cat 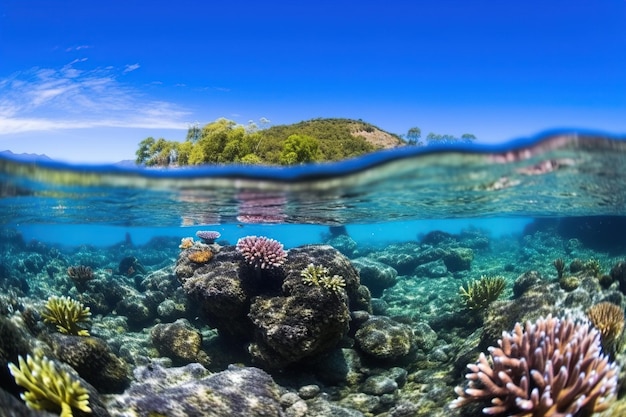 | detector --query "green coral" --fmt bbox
[42,296,91,336]
[300,263,346,294]
[8,354,91,417]
[459,275,506,311]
